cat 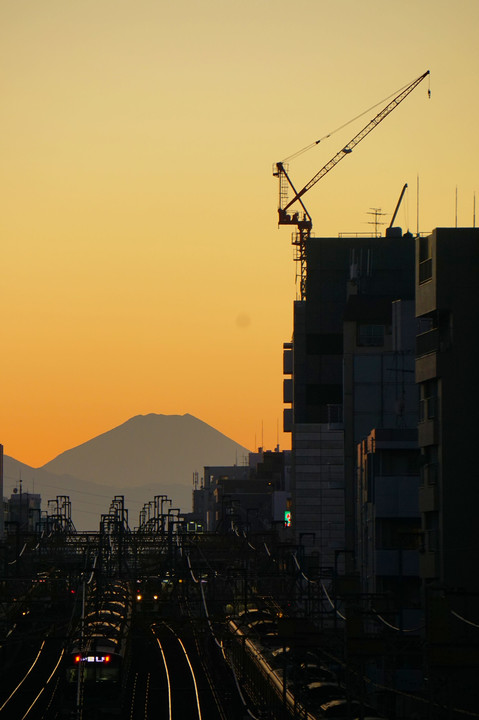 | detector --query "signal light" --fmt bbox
[74,655,81,663]
[105,655,111,663]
